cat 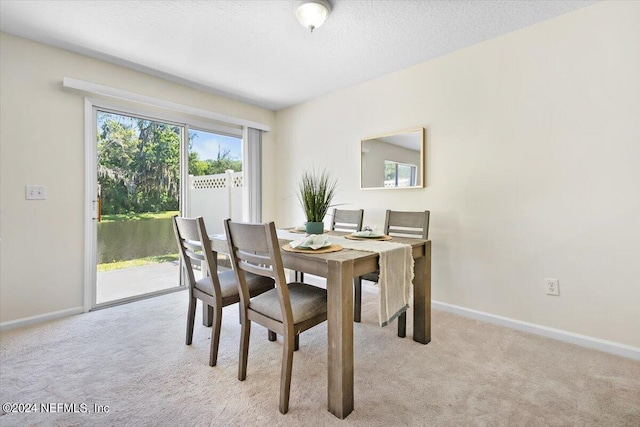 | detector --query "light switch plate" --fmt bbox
[26,185,46,200]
